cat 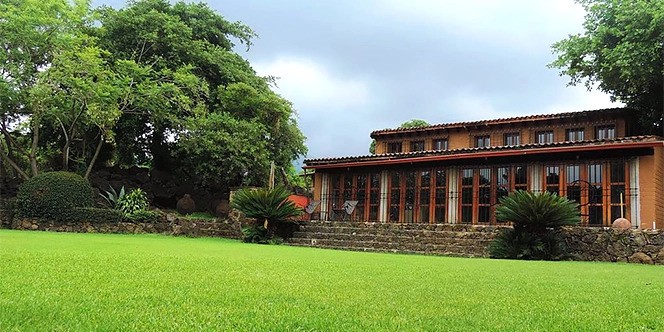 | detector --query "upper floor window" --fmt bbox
[387,141,403,153]
[566,128,585,141]
[535,130,553,144]
[410,140,425,152]
[475,135,490,148]
[433,138,448,151]
[503,132,520,146]
[595,125,616,140]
